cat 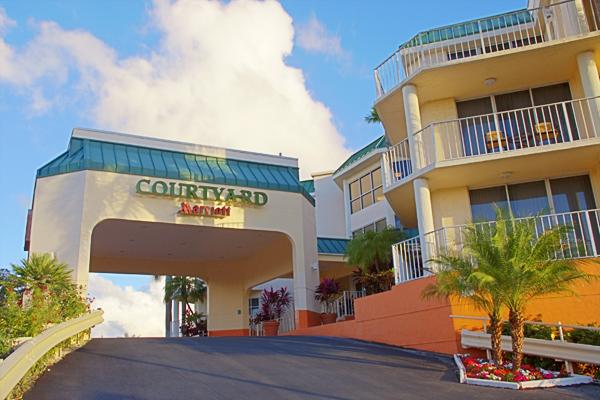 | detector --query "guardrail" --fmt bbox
[375,0,598,97]
[393,209,600,284]
[451,315,600,370]
[382,97,600,189]
[0,310,104,400]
